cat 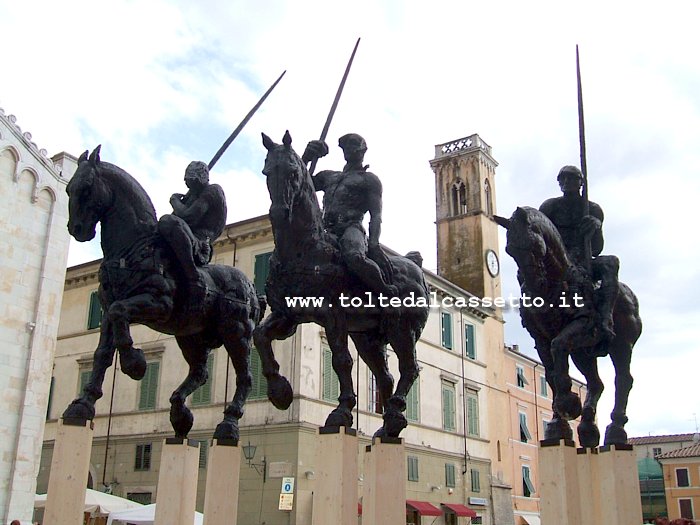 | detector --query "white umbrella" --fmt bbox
[35,489,143,515]
[106,504,204,525]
